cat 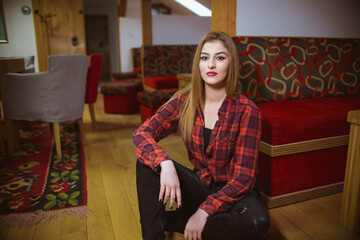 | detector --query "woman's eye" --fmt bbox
[200,56,208,61]
[217,56,226,60]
